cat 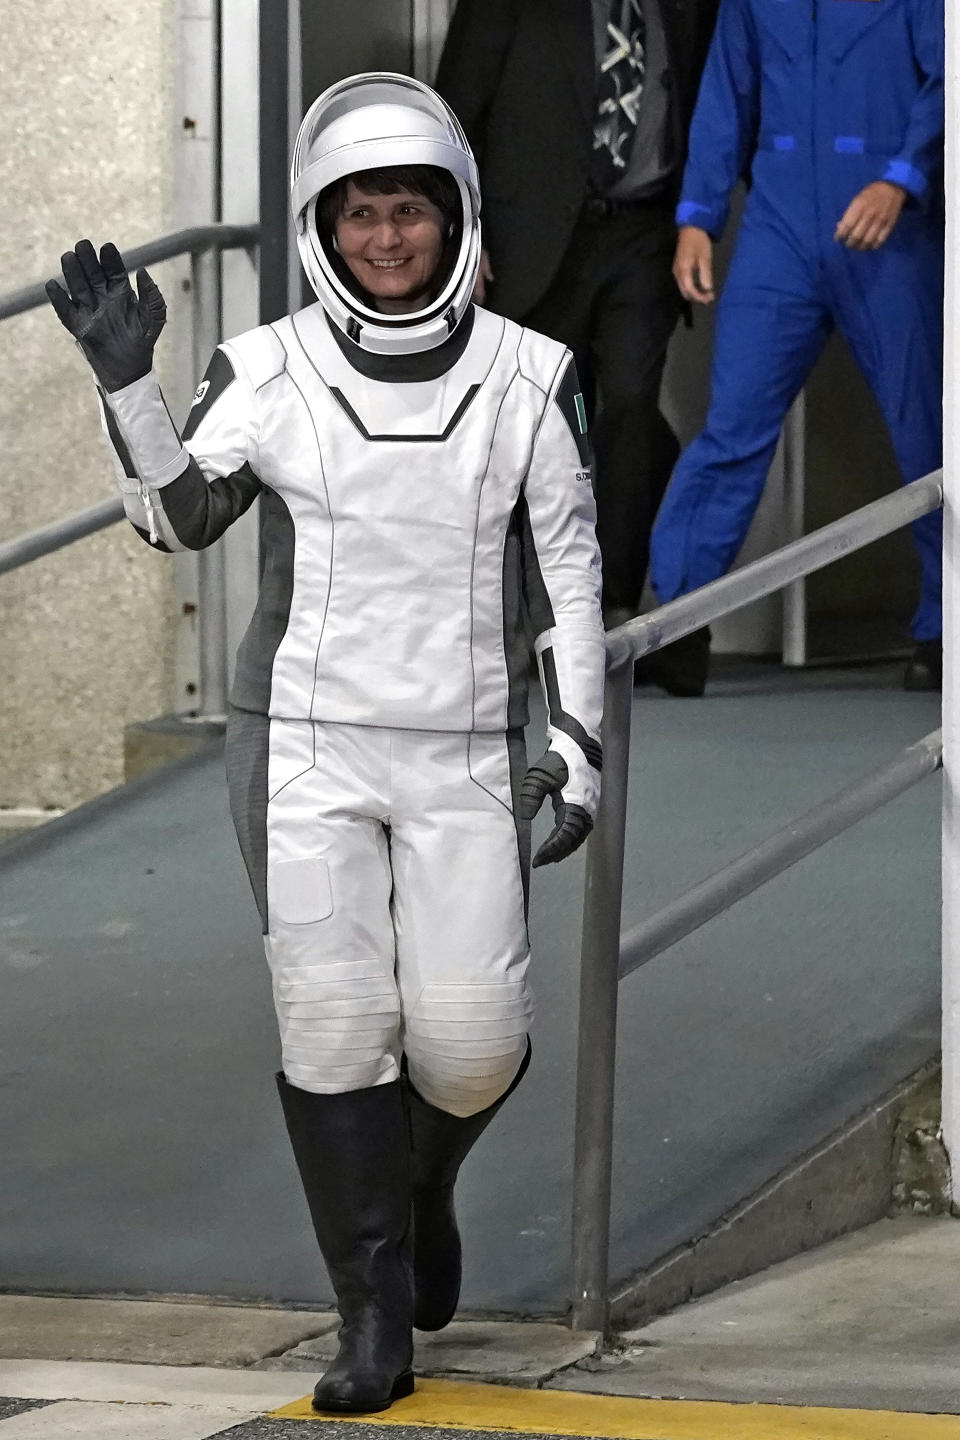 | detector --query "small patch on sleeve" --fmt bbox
[553,357,591,468]
[182,347,237,441]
